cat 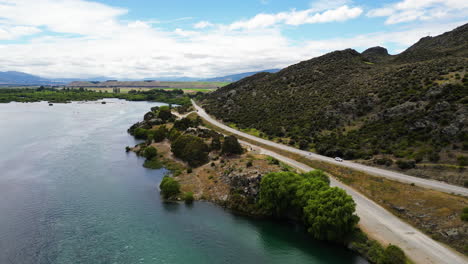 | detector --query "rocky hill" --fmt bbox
[202,23,468,184]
